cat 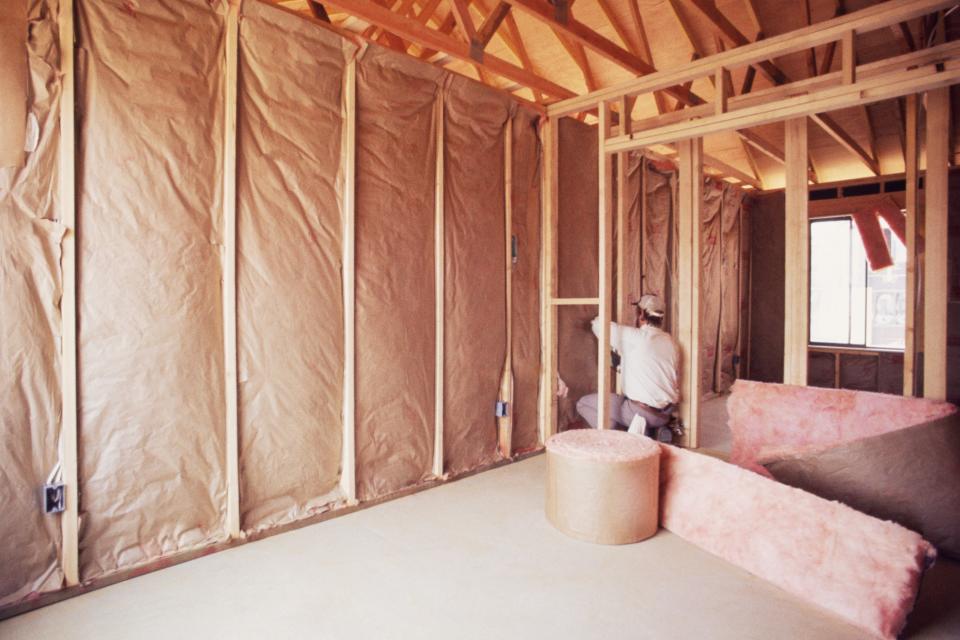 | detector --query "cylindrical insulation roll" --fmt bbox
[545,430,660,545]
